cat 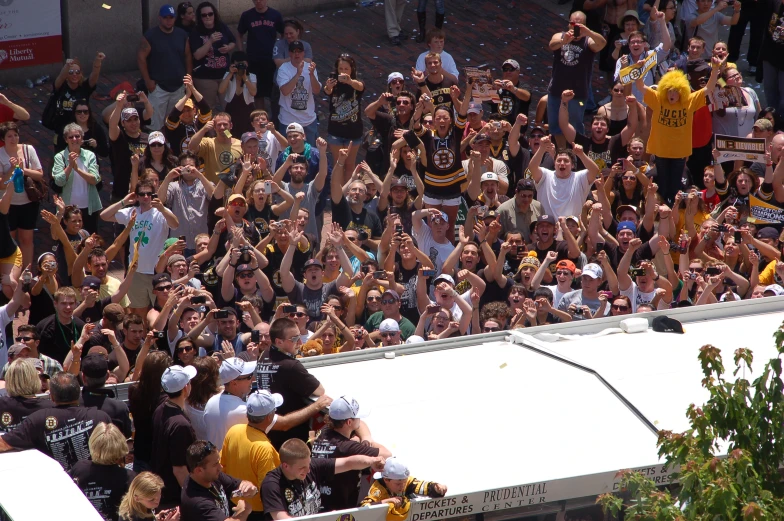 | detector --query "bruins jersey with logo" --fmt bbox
[416,114,467,198]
